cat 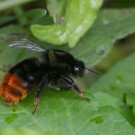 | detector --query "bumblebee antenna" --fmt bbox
[85,67,99,75]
